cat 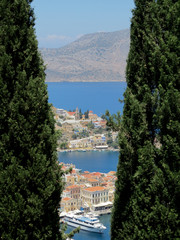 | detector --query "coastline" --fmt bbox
[57,148,119,153]
[46,80,126,83]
